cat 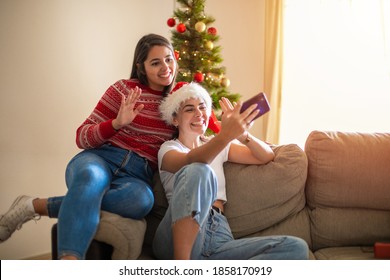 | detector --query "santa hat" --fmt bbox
[159,82,212,126]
